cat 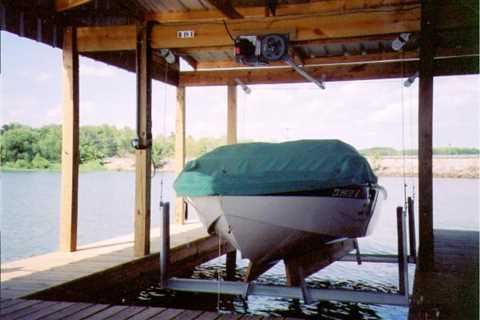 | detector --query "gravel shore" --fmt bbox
[103,156,479,179]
